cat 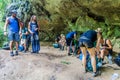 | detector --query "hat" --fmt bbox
[11,10,17,14]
